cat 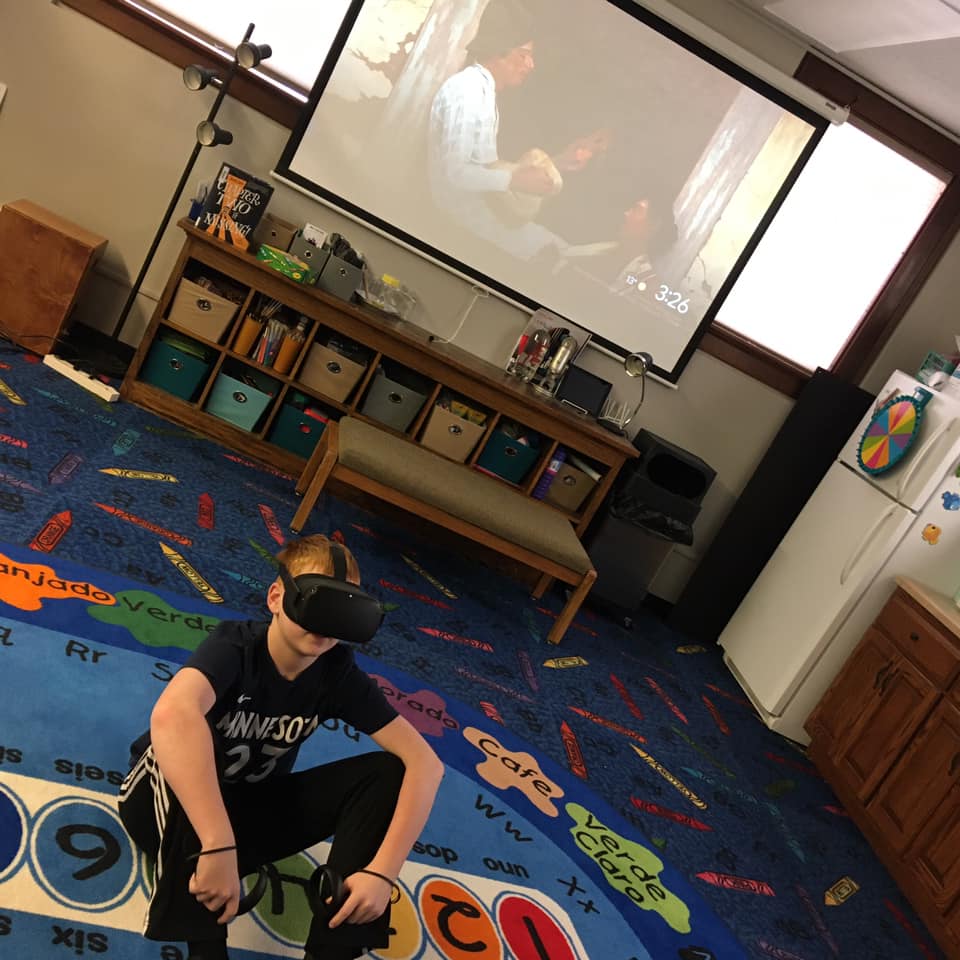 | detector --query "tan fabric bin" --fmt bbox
[168,278,239,343]
[545,463,596,512]
[420,406,485,462]
[298,342,366,402]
